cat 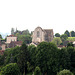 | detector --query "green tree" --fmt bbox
[67,43,73,47]
[4,46,20,65]
[0,34,2,39]
[1,63,20,75]
[11,28,14,35]
[70,31,75,37]
[0,55,5,66]
[57,69,73,75]
[55,33,60,37]
[22,29,30,35]
[52,37,62,46]
[64,30,70,37]
[34,66,41,75]
[17,42,30,75]
[67,47,75,74]
[0,47,2,50]
[36,42,58,75]
[17,35,32,44]
[60,34,68,42]
[58,48,71,71]
[28,45,36,71]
